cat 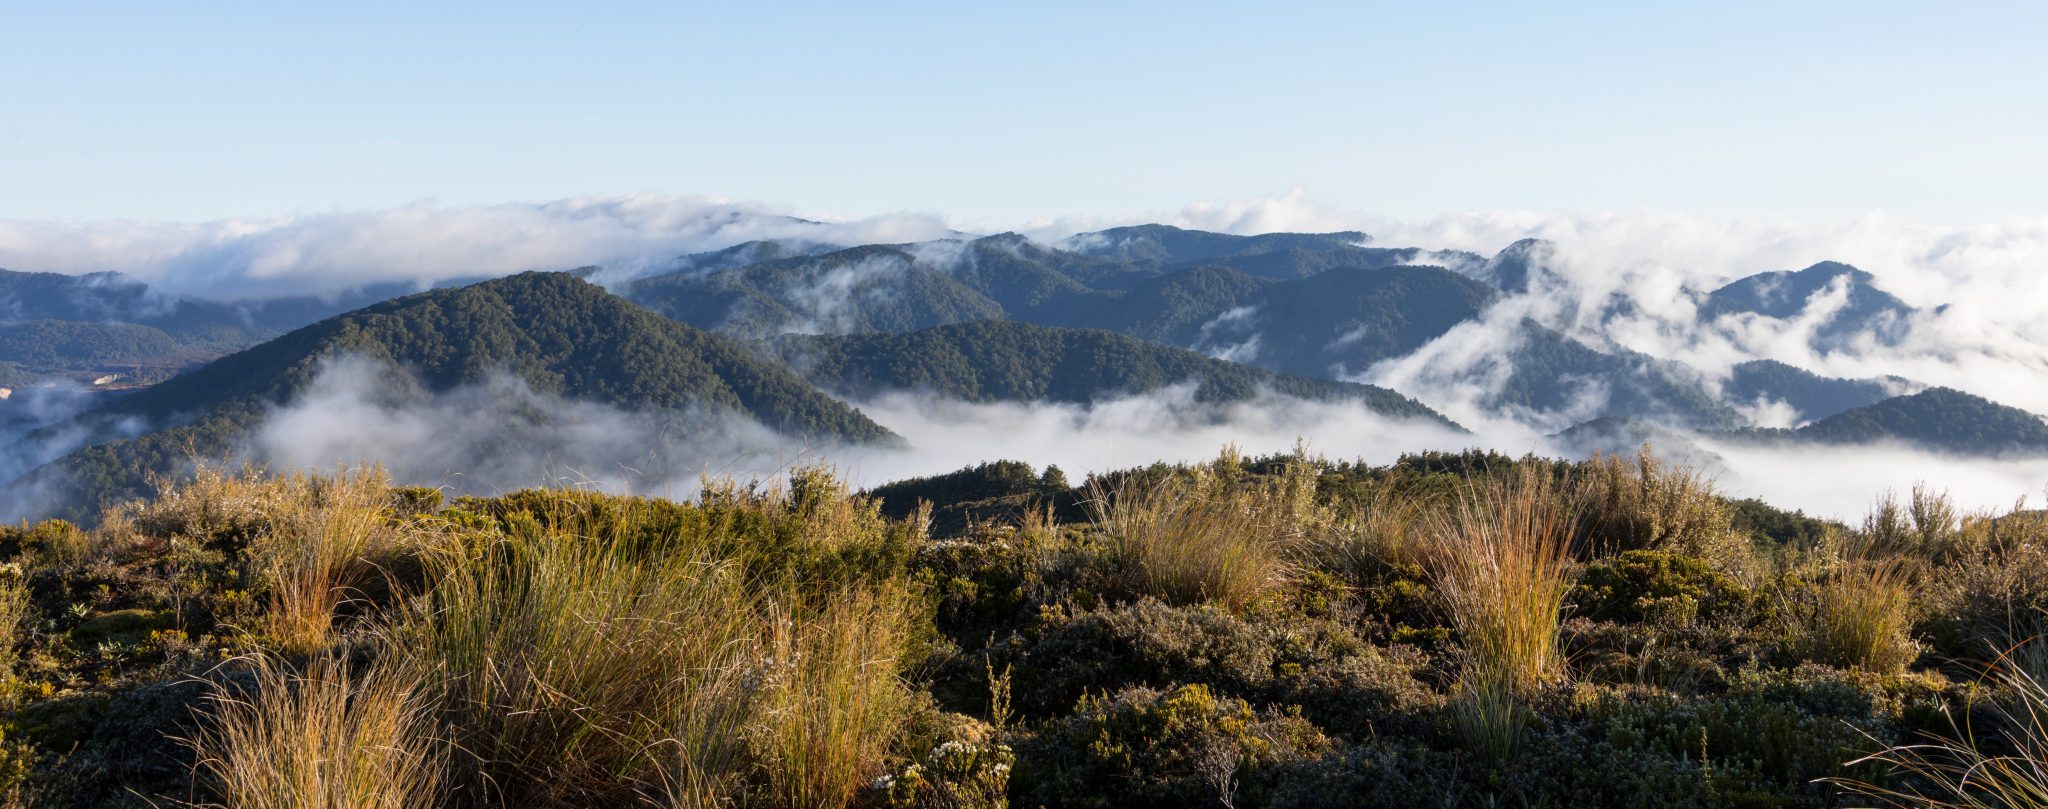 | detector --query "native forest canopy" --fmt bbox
[0,221,2046,807]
